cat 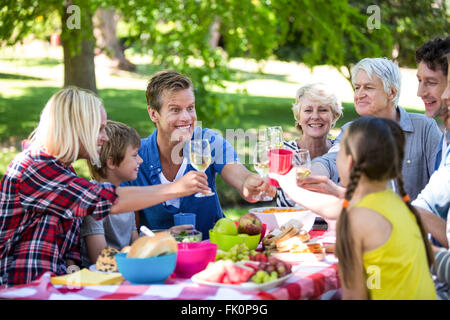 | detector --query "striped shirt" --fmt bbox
[276,139,334,208]
[0,148,118,287]
[435,249,450,299]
